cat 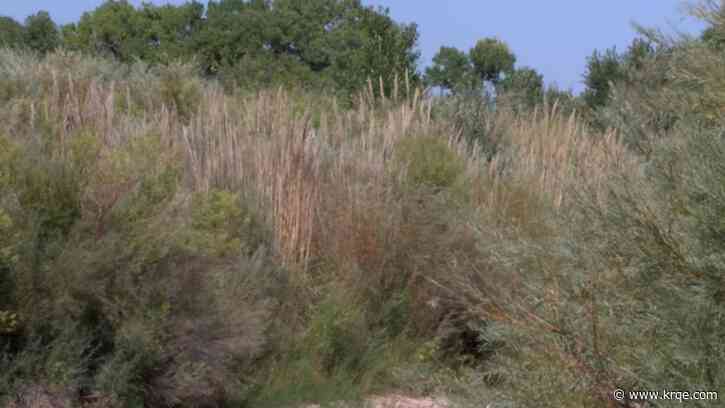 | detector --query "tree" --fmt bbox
[62,0,149,62]
[0,16,24,49]
[498,66,544,107]
[469,37,516,85]
[425,46,478,93]
[268,0,350,71]
[425,38,517,95]
[194,0,272,75]
[582,38,656,112]
[139,1,205,64]
[267,0,420,97]
[24,11,59,54]
[56,0,419,97]
[328,4,420,97]
[582,47,623,110]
